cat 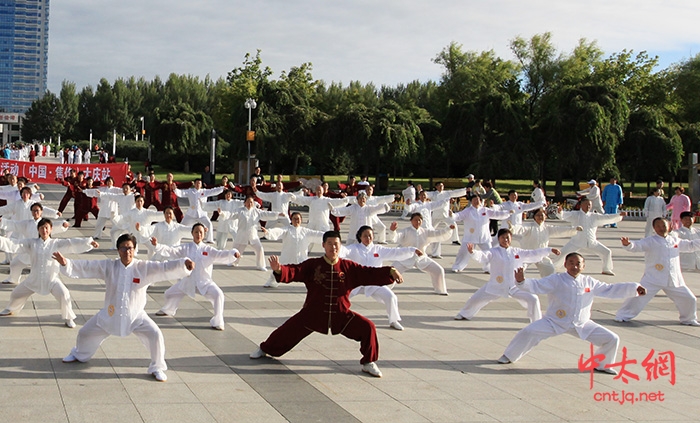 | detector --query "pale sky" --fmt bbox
[47,0,700,92]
